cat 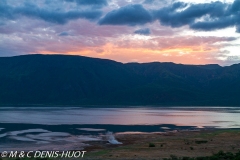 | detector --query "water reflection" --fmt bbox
[0,106,240,151]
[0,107,239,128]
